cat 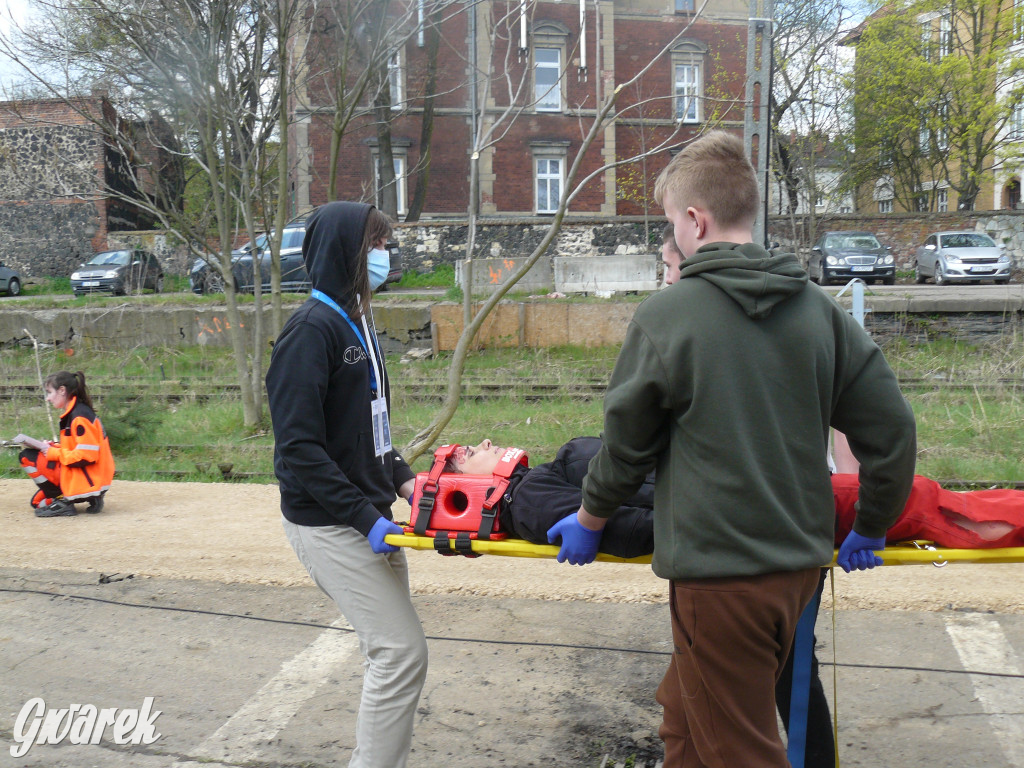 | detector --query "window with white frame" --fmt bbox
[675,64,701,122]
[879,198,894,213]
[919,118,930,152]
[937,188,948,211]
[1010,100,1024,140]
[921,20,932,61]
[671,41,706,123]
[939,14,951,57]
[535,156,563,213]
[937,103,949,150]
[916,193,929,212]
[372,152,408,217]
[534,47,562,111]
[388,49,403,110]
[1016,0,1024,44]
